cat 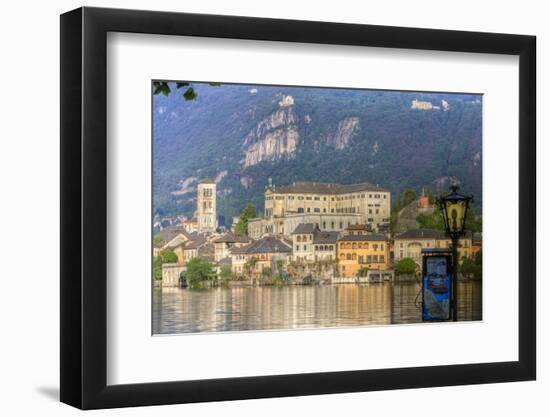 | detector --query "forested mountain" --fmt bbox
[153,82,482,223]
